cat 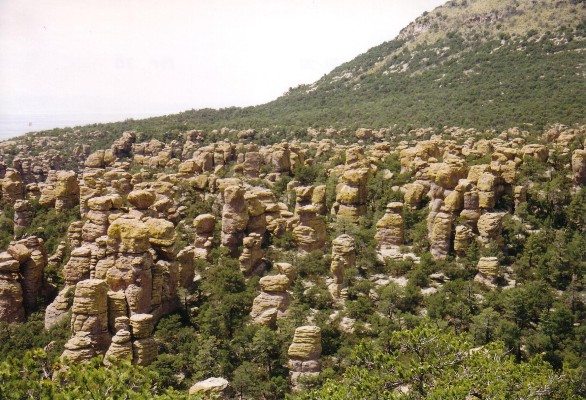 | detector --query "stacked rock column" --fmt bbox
[61,279,110,363]
[329,235,356,300]
[288,326,322,392]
